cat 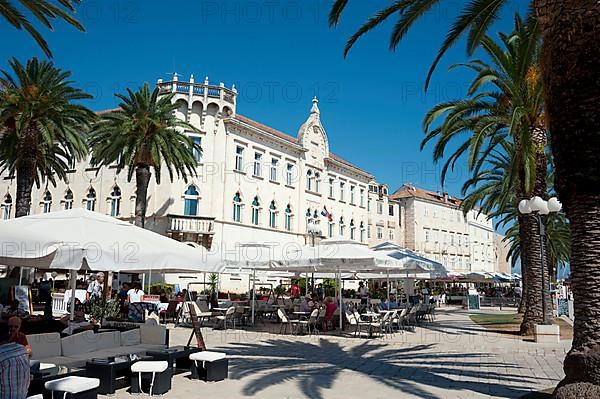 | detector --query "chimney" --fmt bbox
[443,192,449,202]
